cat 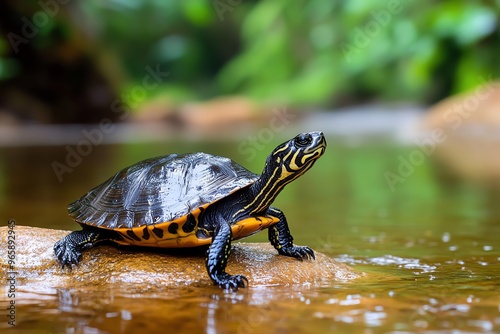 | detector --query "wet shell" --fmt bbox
[68,153,258,229]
